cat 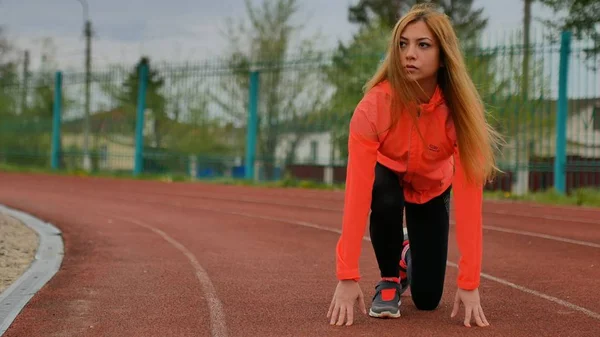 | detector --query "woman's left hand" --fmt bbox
[451,287,490,327]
